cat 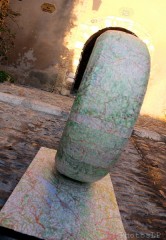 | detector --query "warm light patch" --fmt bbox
[75,41,84,49]
[91,26,99,32]
[73,59,79,66]
[62,0,165,119]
